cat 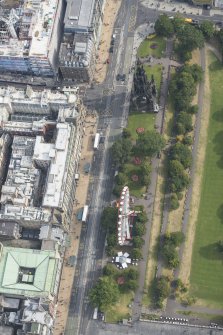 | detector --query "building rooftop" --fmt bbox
[0,86,78,110]
[0,245,60,298]
[42,123,71,208]
[0,136,39,207]
[64,0,95,32]
[0,221,20,239]
[59,34,94,68]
